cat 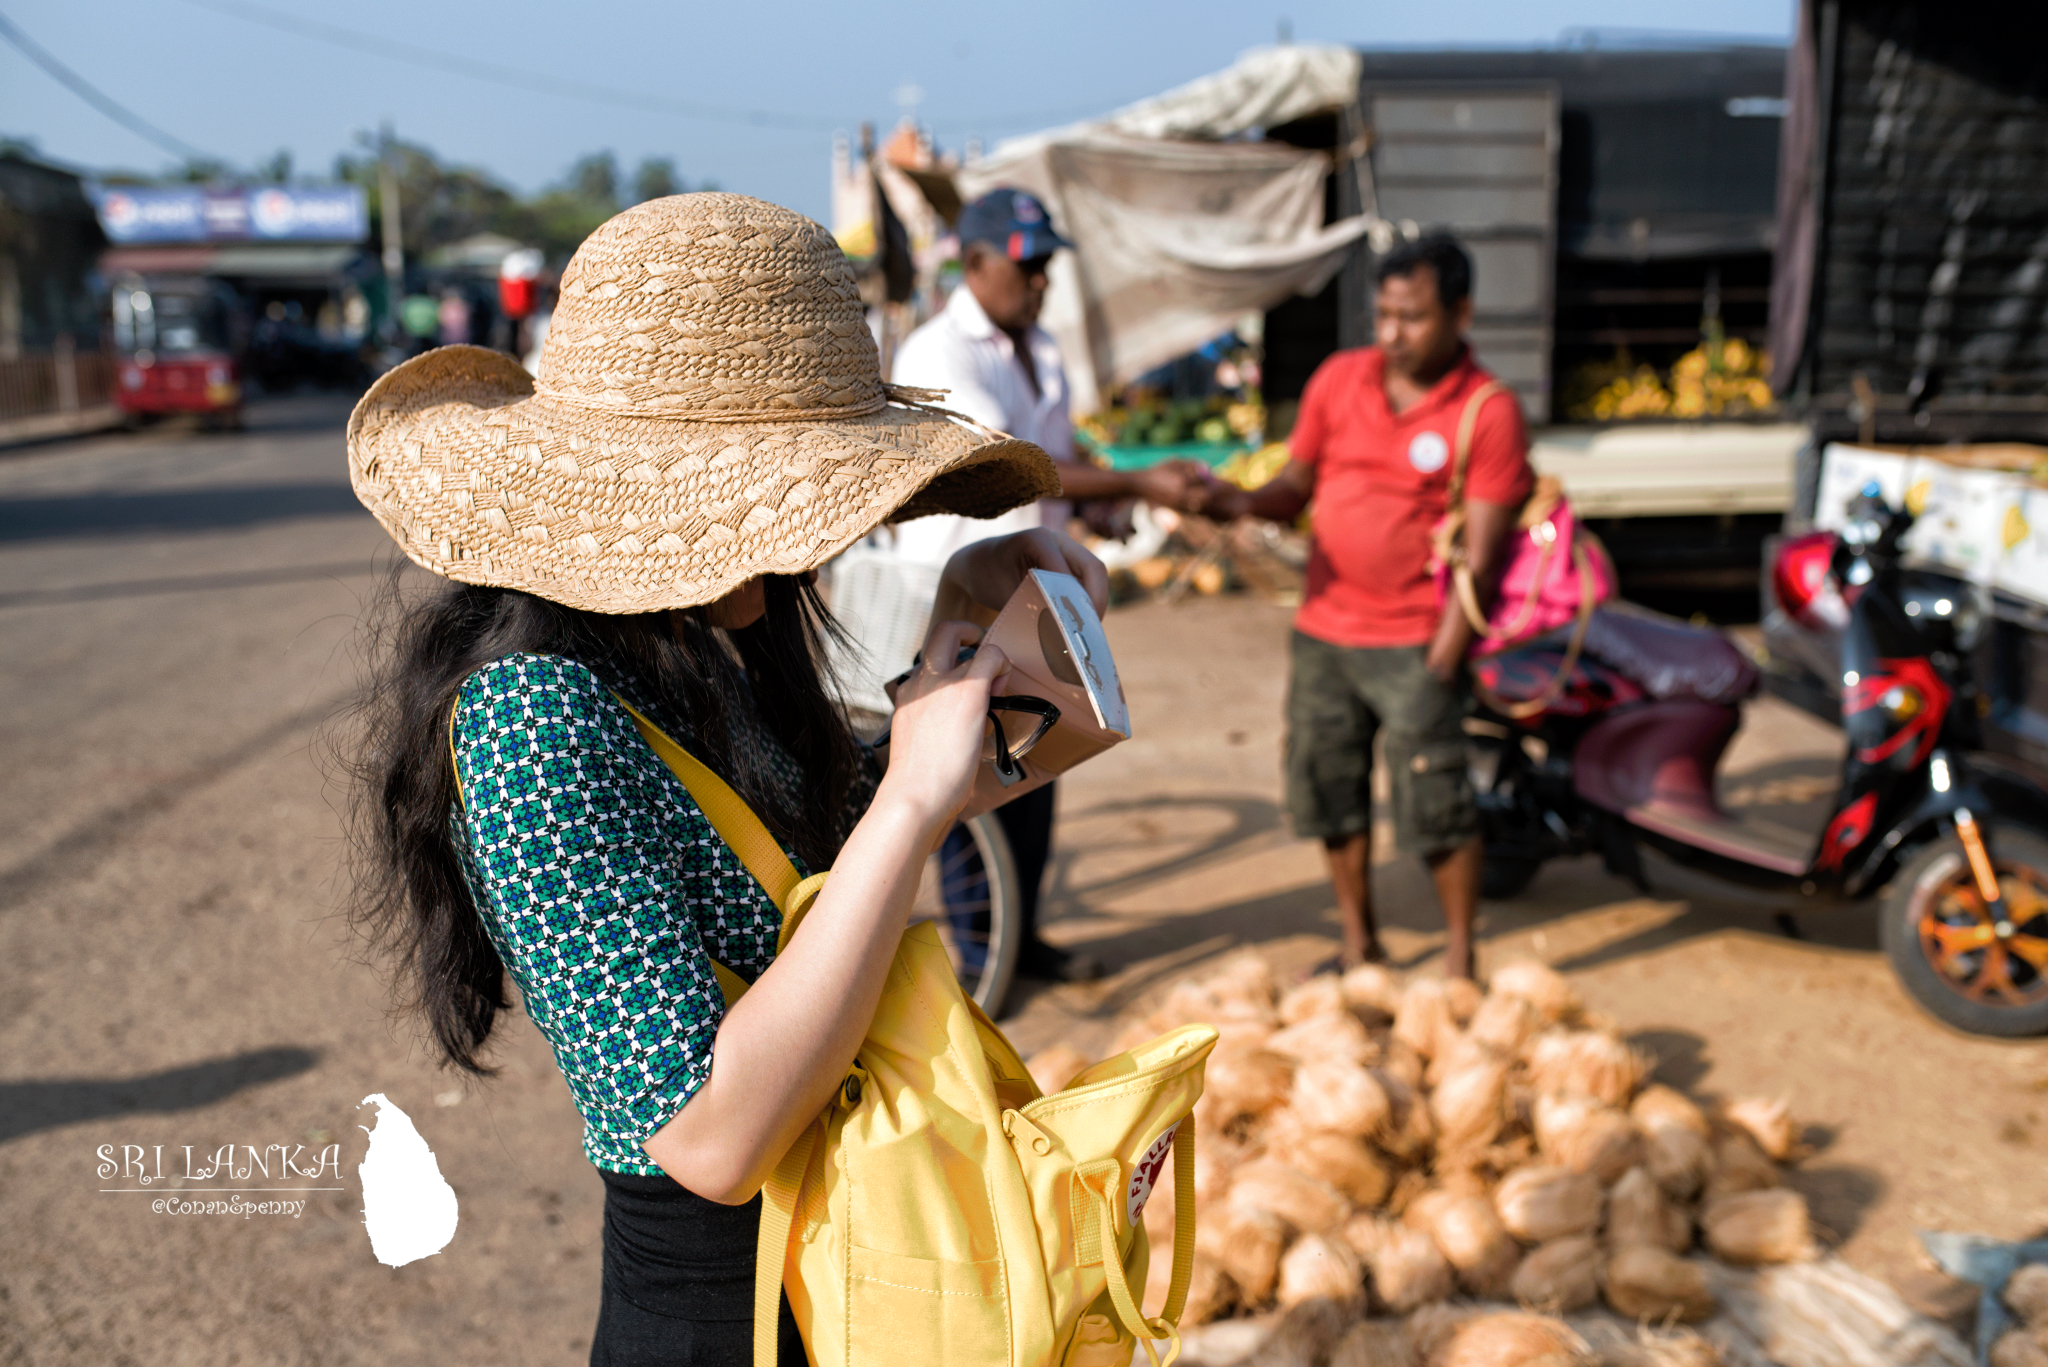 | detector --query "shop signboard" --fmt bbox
[91,185,367,244]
